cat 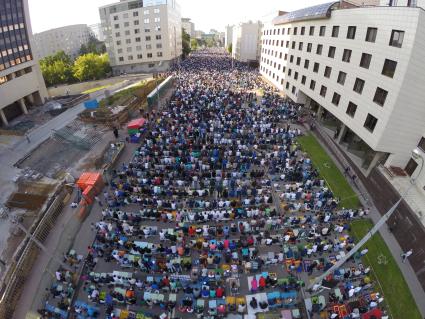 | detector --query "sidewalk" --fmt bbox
[309,123,425,317]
